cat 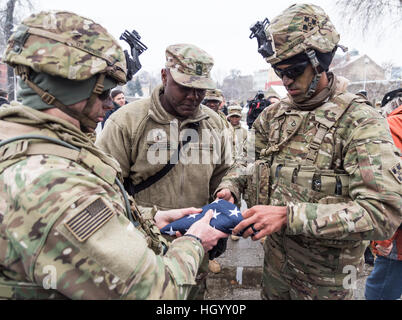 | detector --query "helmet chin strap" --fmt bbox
[304,49,322,99]
[79,73,106,133]
[16,65,103,133]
